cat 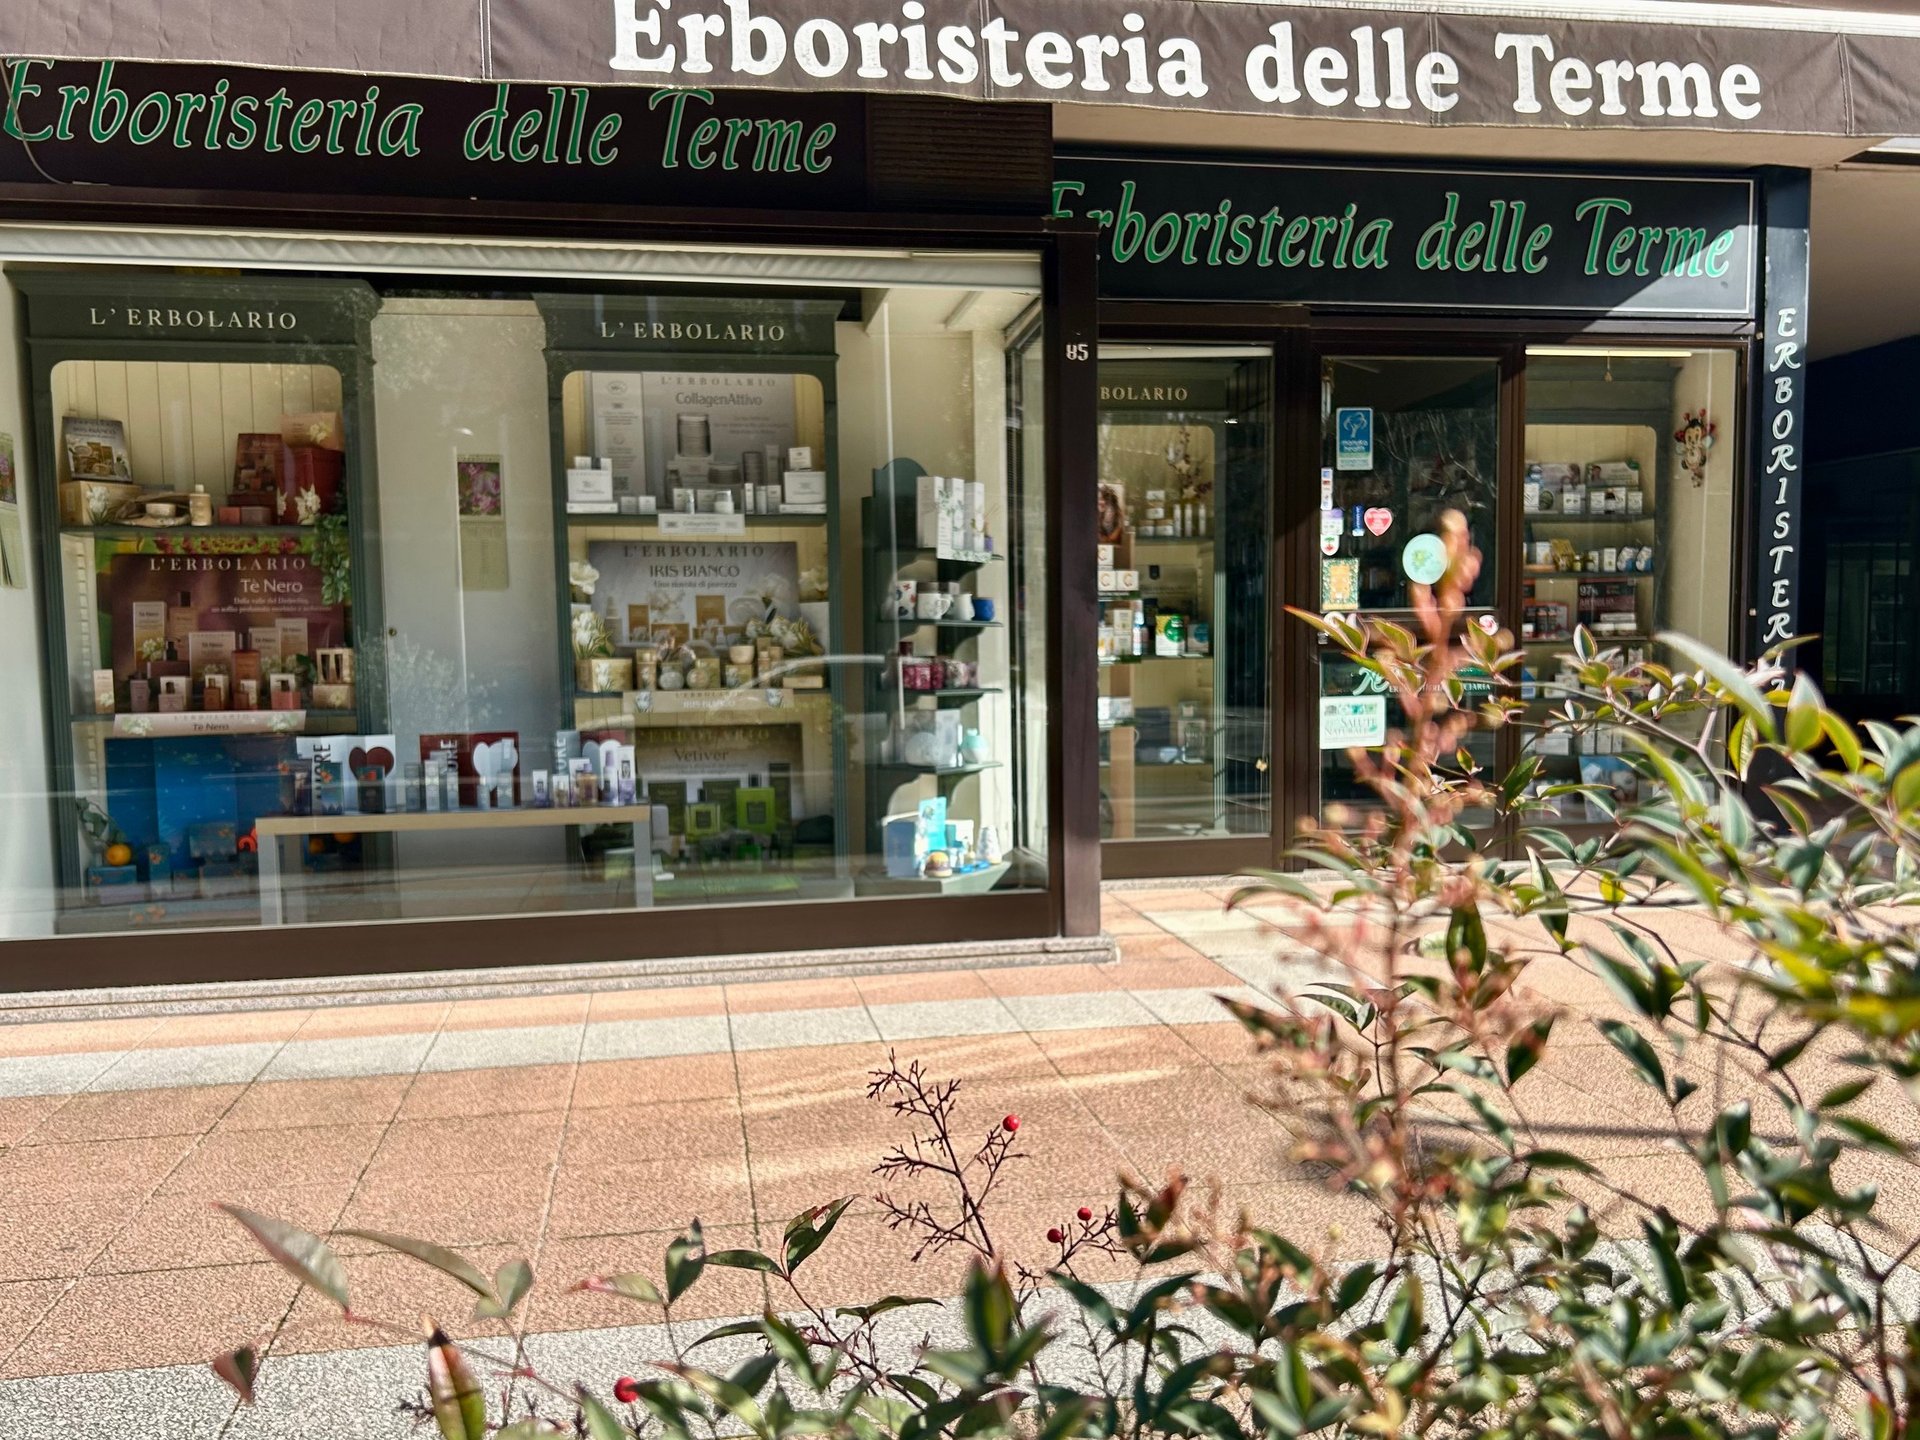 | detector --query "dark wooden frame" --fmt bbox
[0,182,1103,991]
